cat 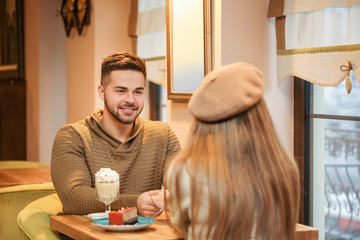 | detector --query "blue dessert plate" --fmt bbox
[92,217,156,232]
